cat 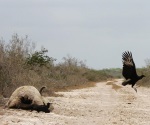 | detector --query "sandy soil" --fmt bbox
[1,79,150,125]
